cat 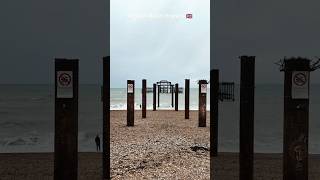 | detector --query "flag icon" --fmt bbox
[186,14,193,19]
